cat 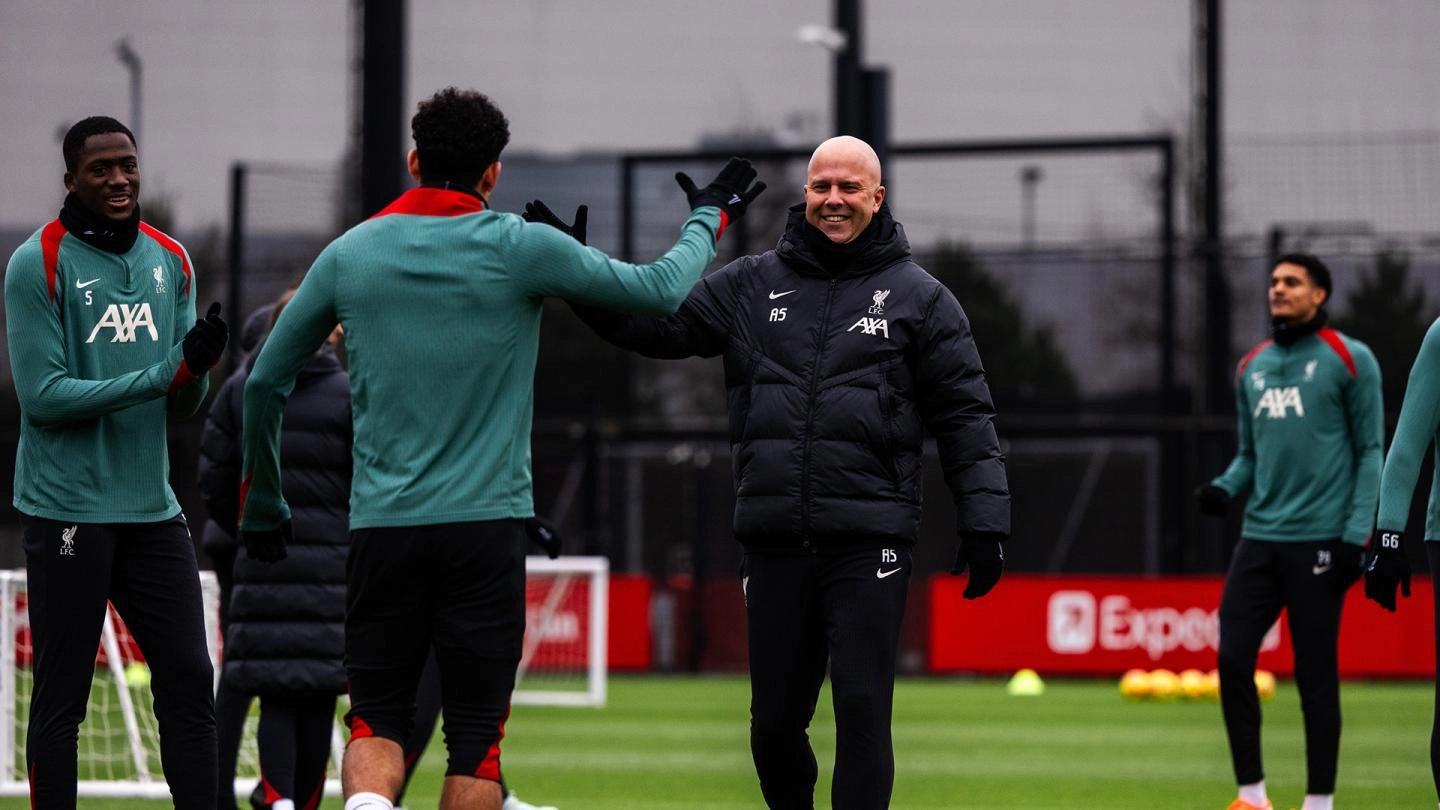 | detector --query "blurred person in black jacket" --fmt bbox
[199,287,351,810]
[199,302,274,810]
